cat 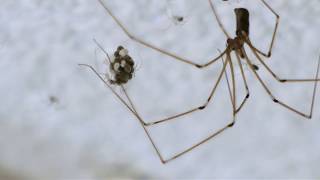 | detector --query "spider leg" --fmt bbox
[79,64,170,163]
[145,53,229,126]
[93,38,114,65]
[91,39,230,127]
[221,50,250,114]
[163,115,235,163]
[234,51,250,113]
[221,52,237,114]
[245,39,320,82]
[79,53,239,164]
[80,59,235,164]
[242,48,320,119]
[97,0,226,69]
[145,49,251,126]
[162,51,241,163]
[228,52,237,116]
[79,64,137,117]
[208,0,231,39]
[222,53,234,107]
[250,0,280,58]
[223,54,250,114]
